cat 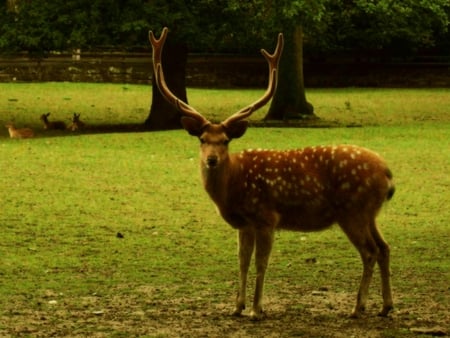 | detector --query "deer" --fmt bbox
[149,27,395,320]
[40,112,67,130]
[5,122,35,139]
[67,113,85,131]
